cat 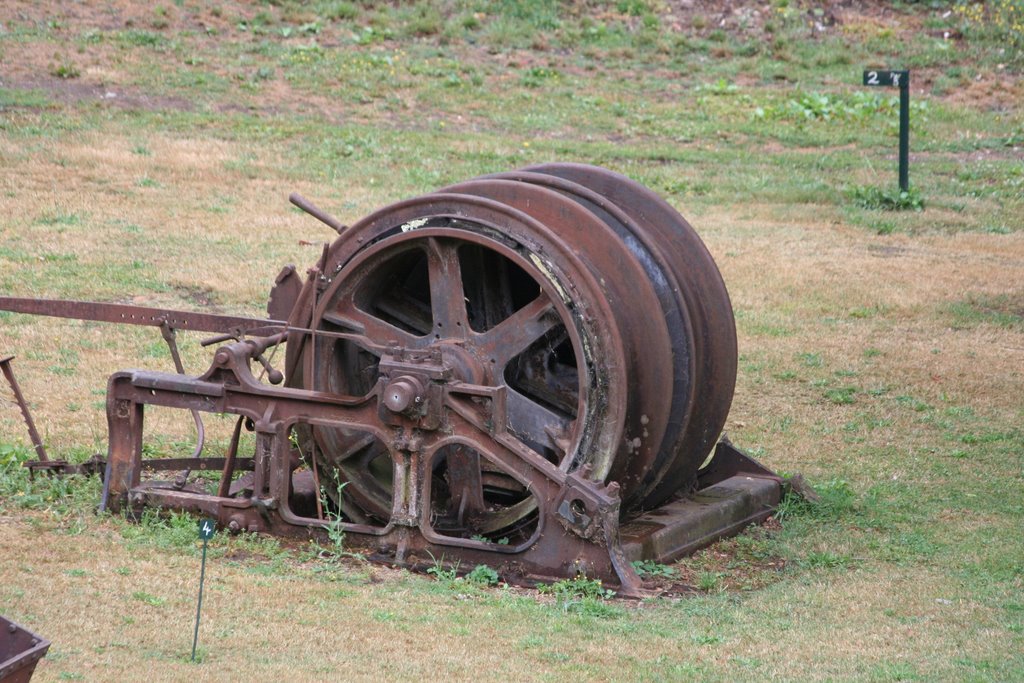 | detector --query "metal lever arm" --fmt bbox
[289,193,347,234]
